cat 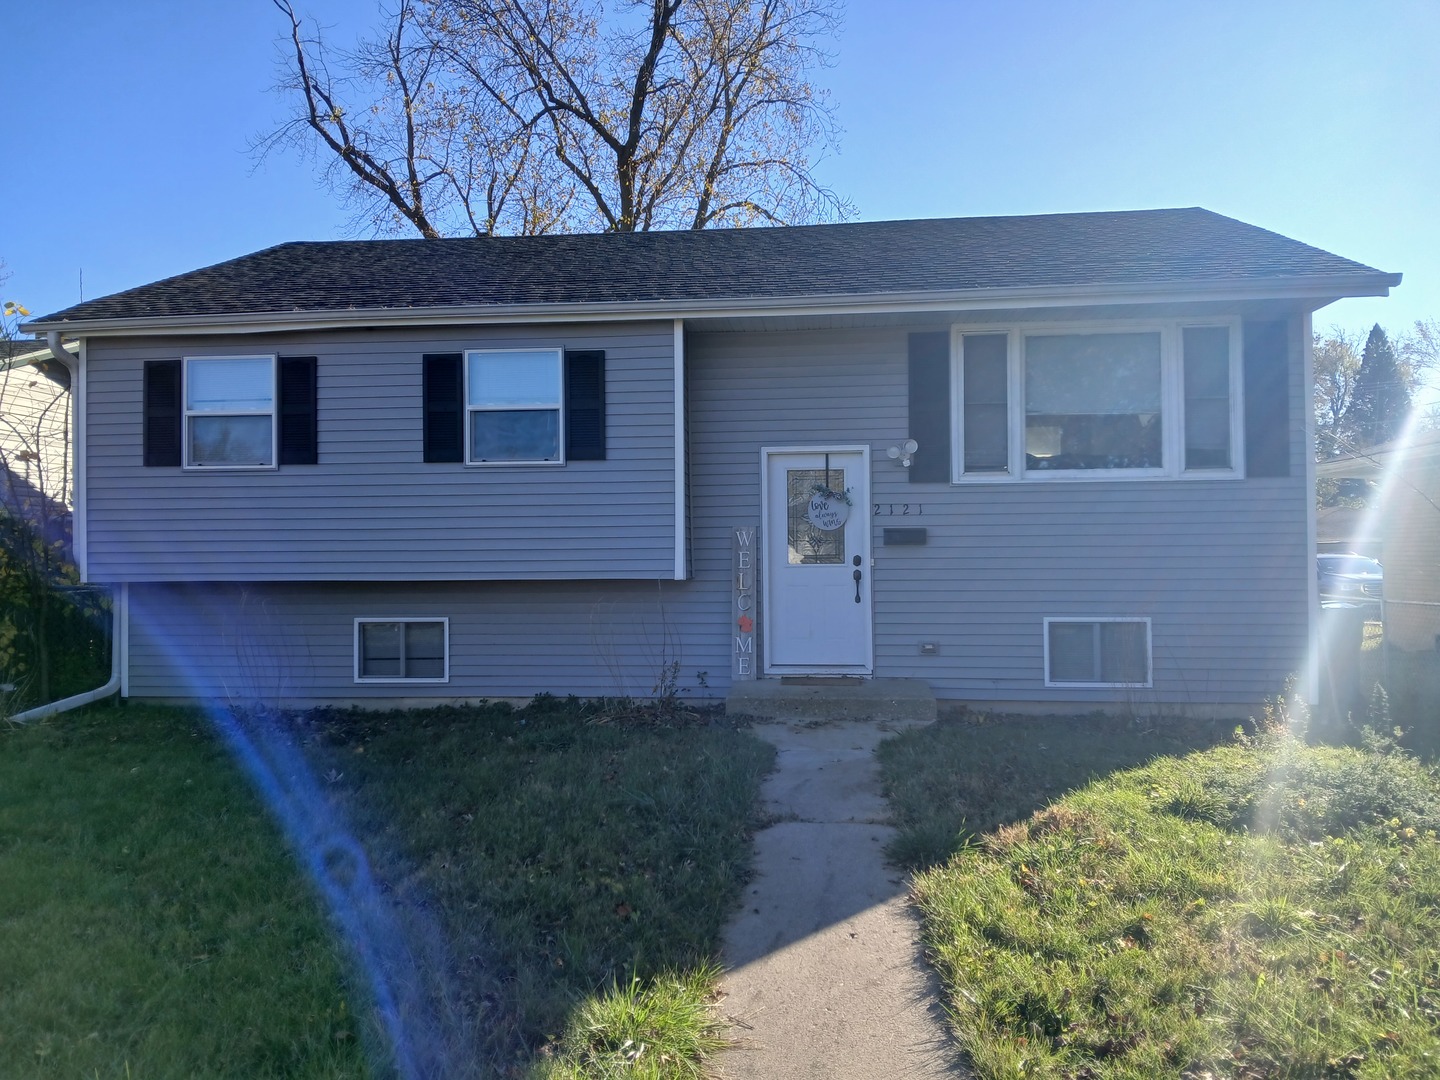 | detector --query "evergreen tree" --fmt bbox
[1347,323,1411,447]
